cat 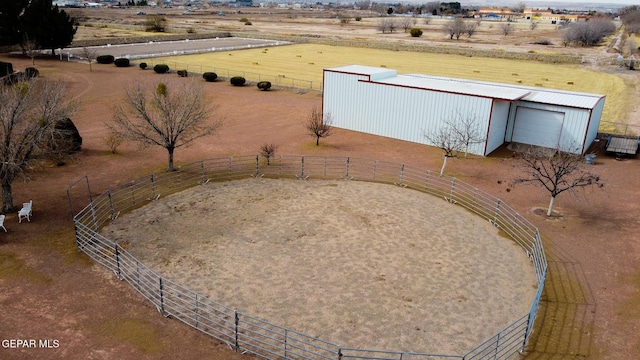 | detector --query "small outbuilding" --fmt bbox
[322,65,606,155]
